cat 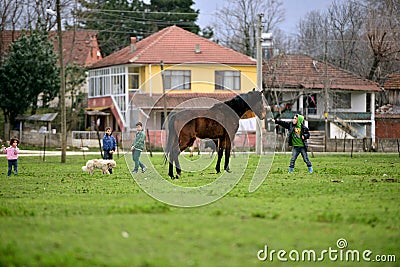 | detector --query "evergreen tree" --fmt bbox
[147,0,199,33]
[0,30,59,127]
[76,0,200,56]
